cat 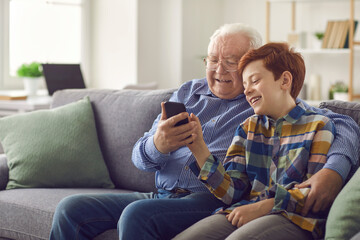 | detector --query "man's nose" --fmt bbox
[215,62,227,74]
